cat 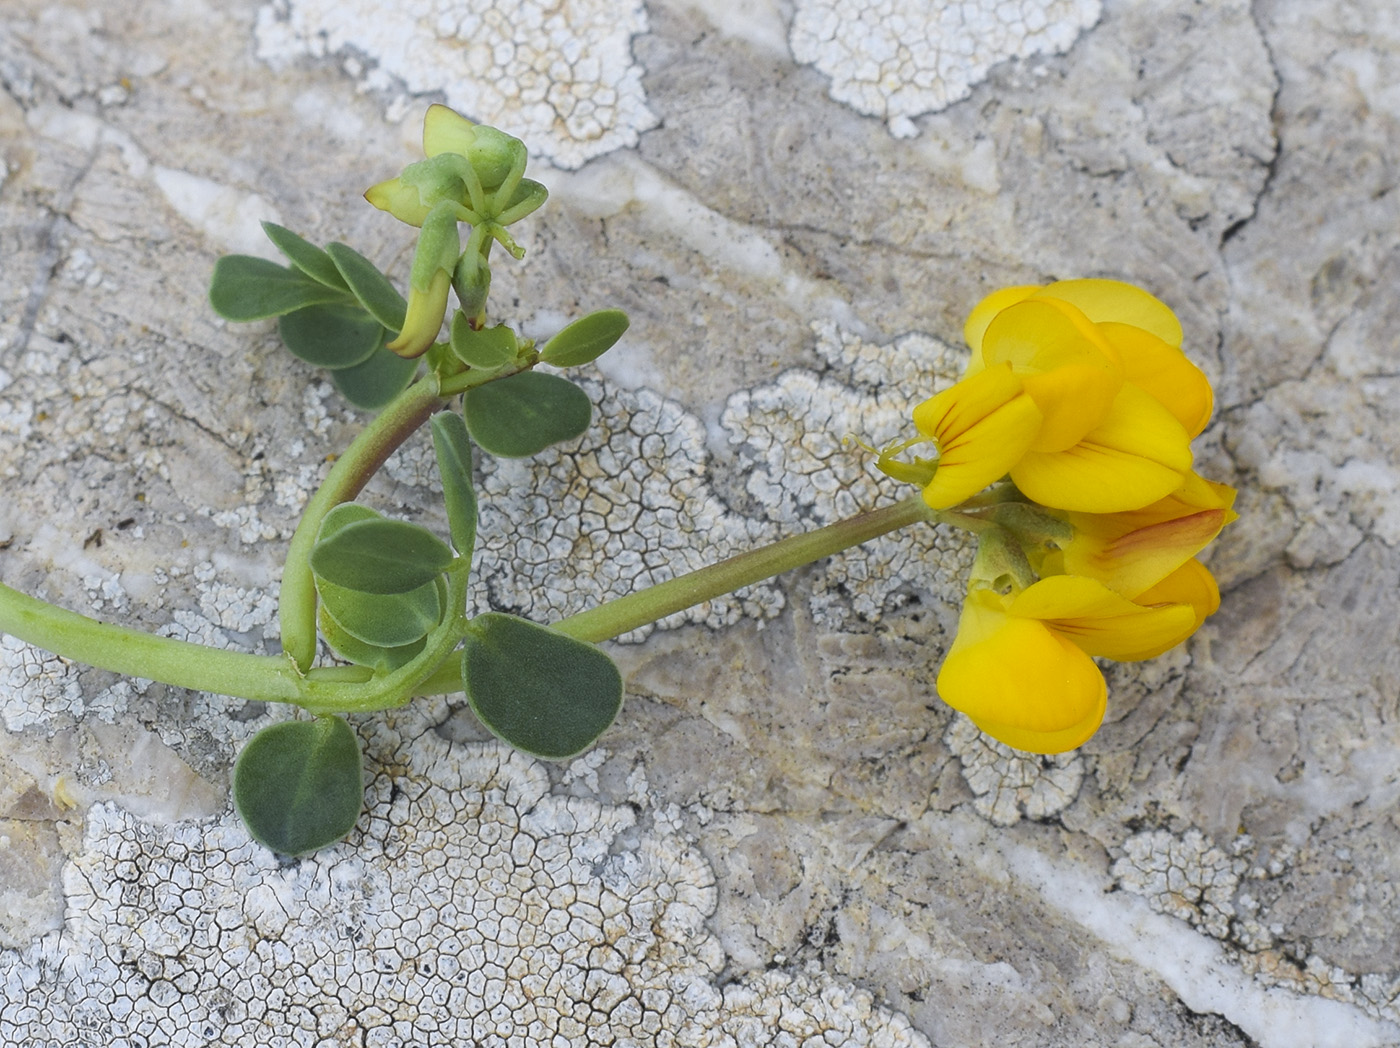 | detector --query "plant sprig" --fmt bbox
[0,105,1234,857]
